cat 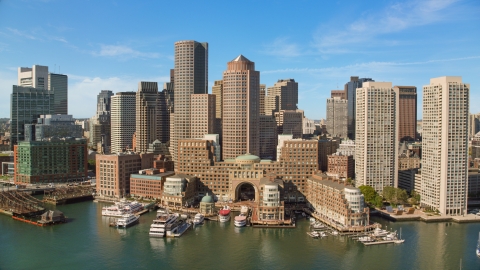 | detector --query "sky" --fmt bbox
[0,0,479,120]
